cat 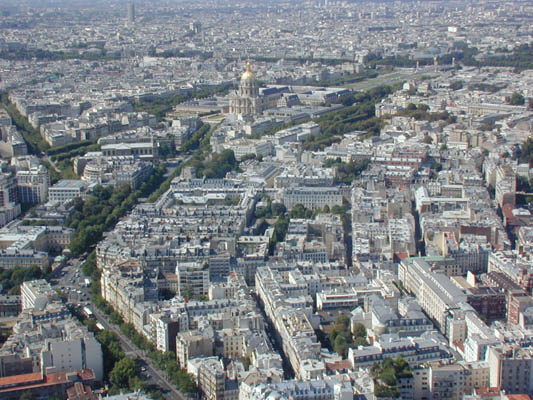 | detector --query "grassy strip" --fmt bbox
[309,70,379,87]
[134,84,233,122]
